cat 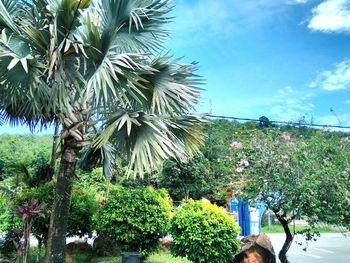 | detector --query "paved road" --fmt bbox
[268,233,350,263]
